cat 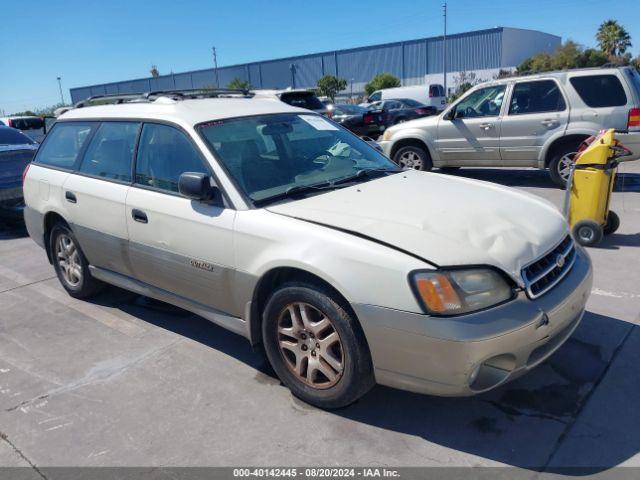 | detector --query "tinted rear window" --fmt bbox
[280,93,325,110]
[0,128,35,145]
[570,75,627,108]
